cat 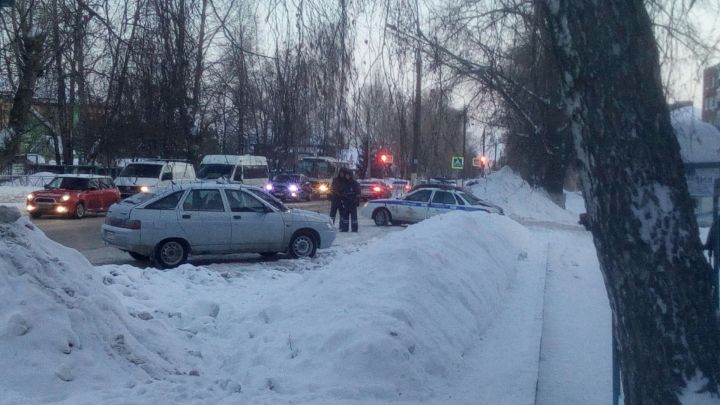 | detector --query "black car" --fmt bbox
[265,173,313,201]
